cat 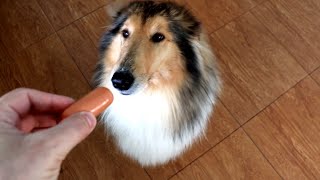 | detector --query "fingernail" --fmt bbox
[81,112,96,128]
